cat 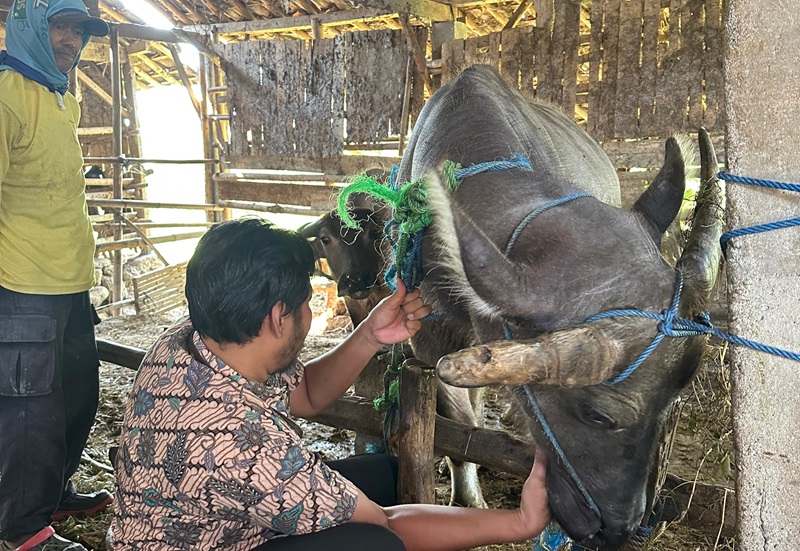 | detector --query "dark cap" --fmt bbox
[49,9,110,37]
